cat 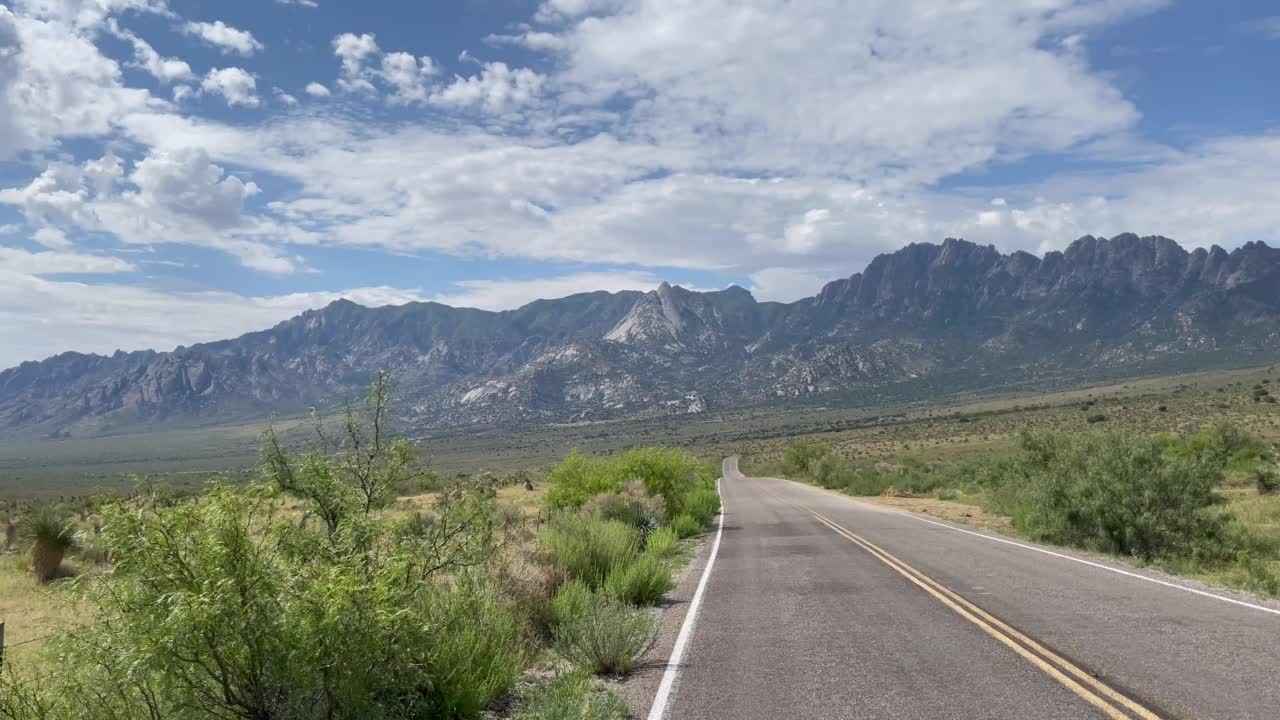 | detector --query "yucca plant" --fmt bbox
[21,508,80,583]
